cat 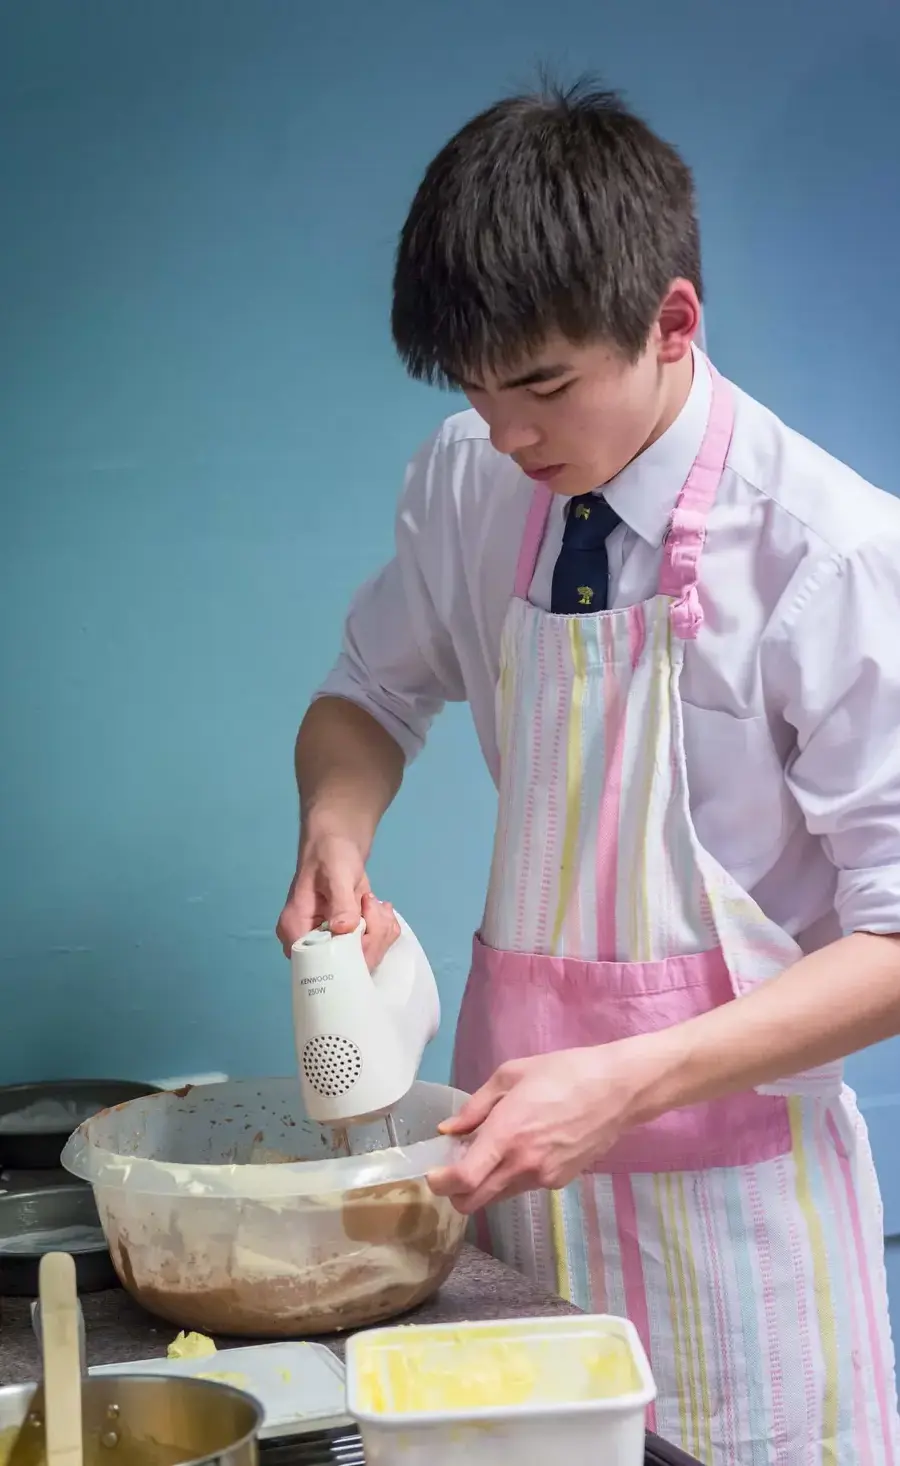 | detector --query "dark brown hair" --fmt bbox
[391,79,702,386]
